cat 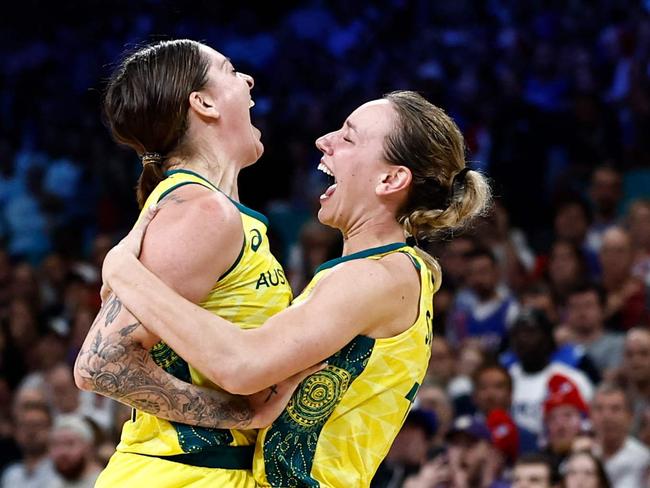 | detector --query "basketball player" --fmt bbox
[74,40,319,487]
